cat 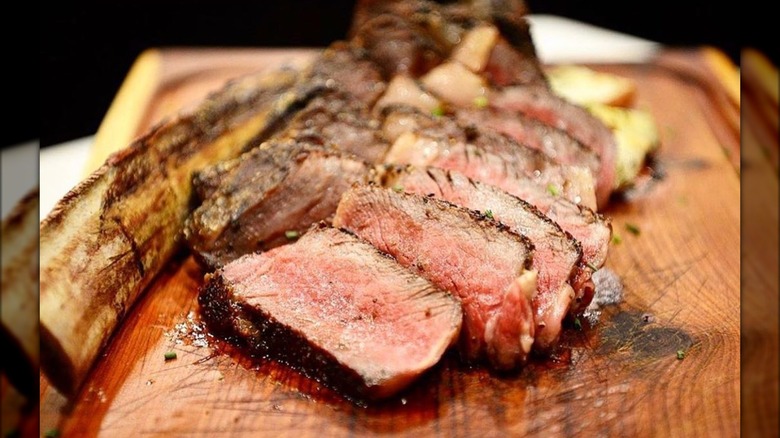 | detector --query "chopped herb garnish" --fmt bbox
[164,351,177,361]
[573,317,582,330]
[484,209,494,219]
[586,262,599,272]
[392,185,404,193]
[611,234,622,245]
[473,95,489,108]
[431,105,445,117]
[676,349,685,360]
[285,230,300,240]
[547,183,560,196]
[44,429,60,438]
[625,223,641,236]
